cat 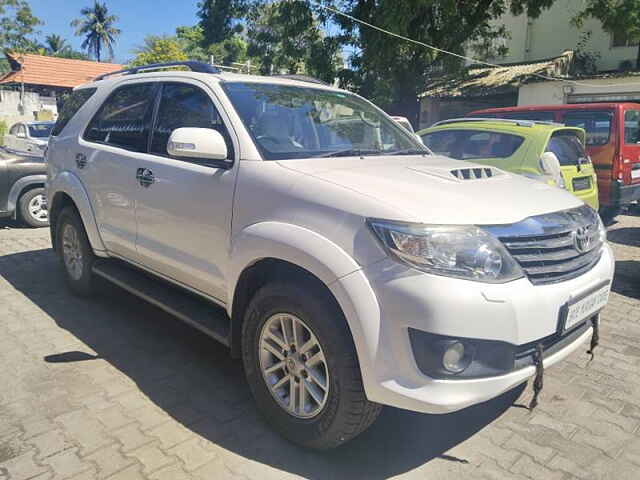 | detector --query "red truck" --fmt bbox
[469,103,640,222]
